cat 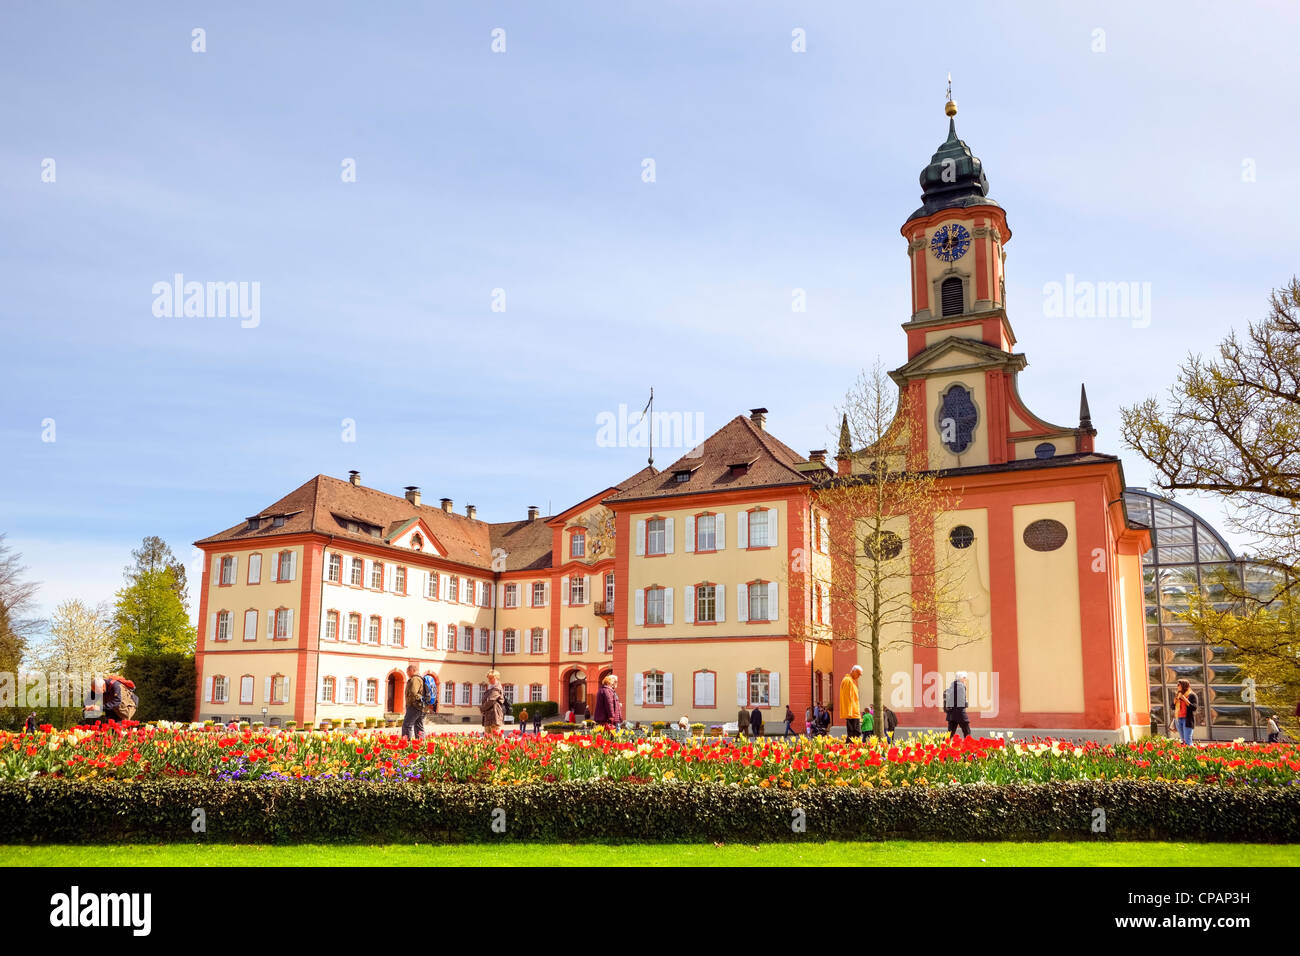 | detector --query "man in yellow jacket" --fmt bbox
[840,665,863,740]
